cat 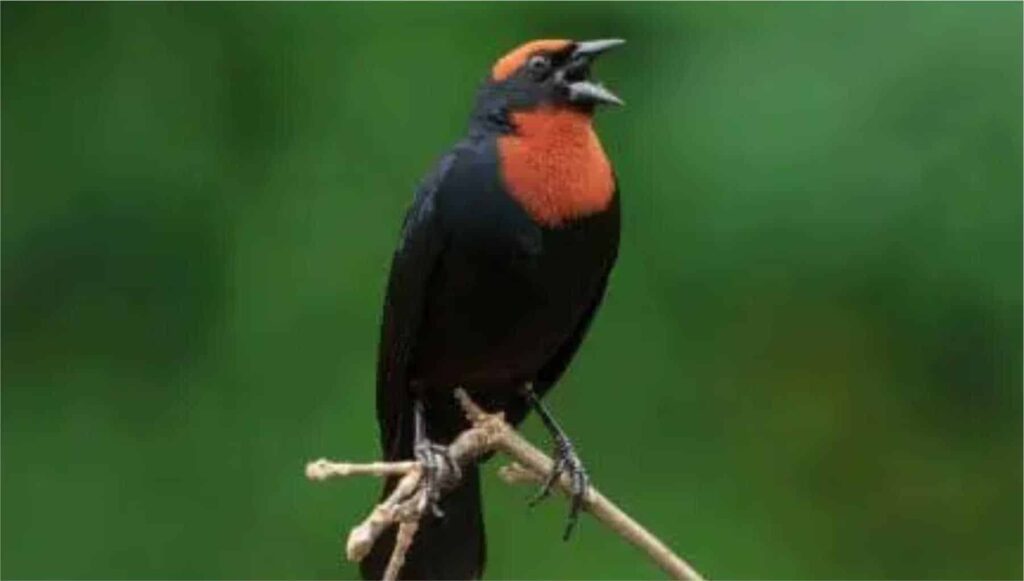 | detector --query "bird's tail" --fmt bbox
[360,466,485,580]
